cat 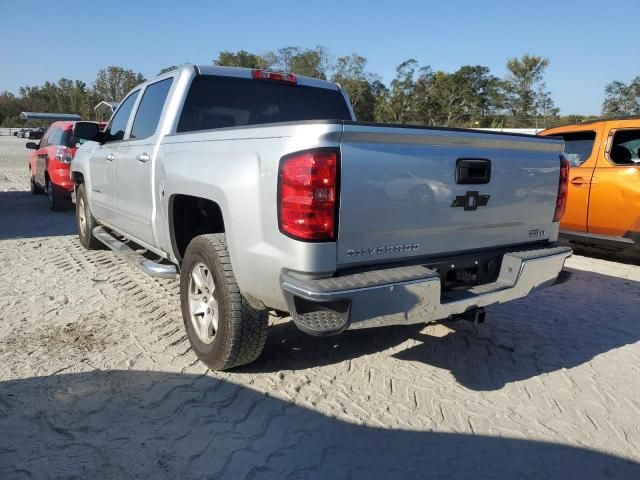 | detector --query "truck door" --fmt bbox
[549,126,603,232]
[587,123,640,239]
[113,77,173,246]
[89,90,140,224]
